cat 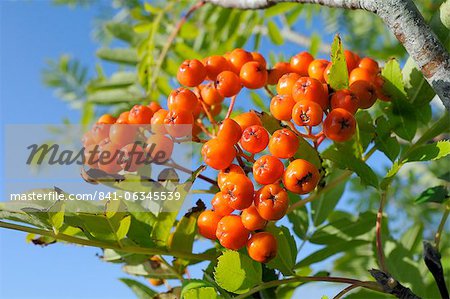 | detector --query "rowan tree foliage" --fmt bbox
[1,1,449,298]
